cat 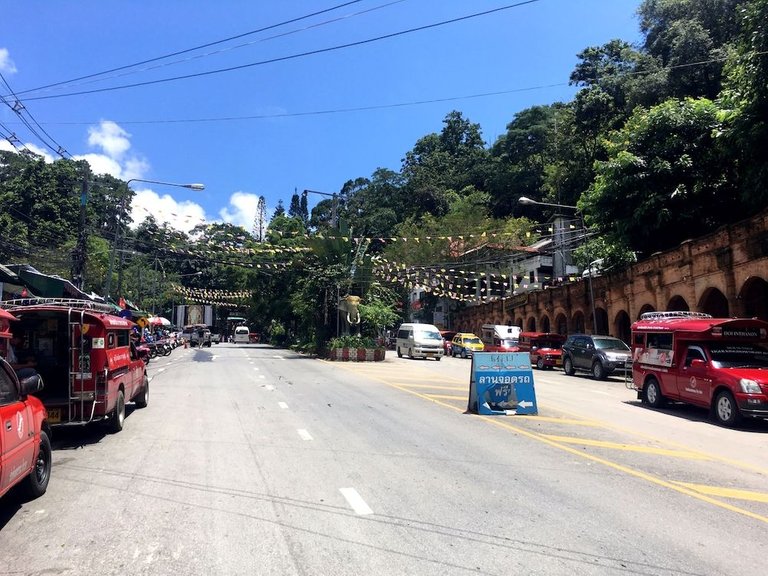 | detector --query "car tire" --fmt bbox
[24,431,51,499]
[591,361,607,380]
[536,358,545,370]
[713,390,742,427]
[397,347,402,358]
[563,356,575,376]
[435,356,441,362]
[643,377,664,408]
[461,348,467,359]
[135,377,149,409]
[110,390,125,433]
